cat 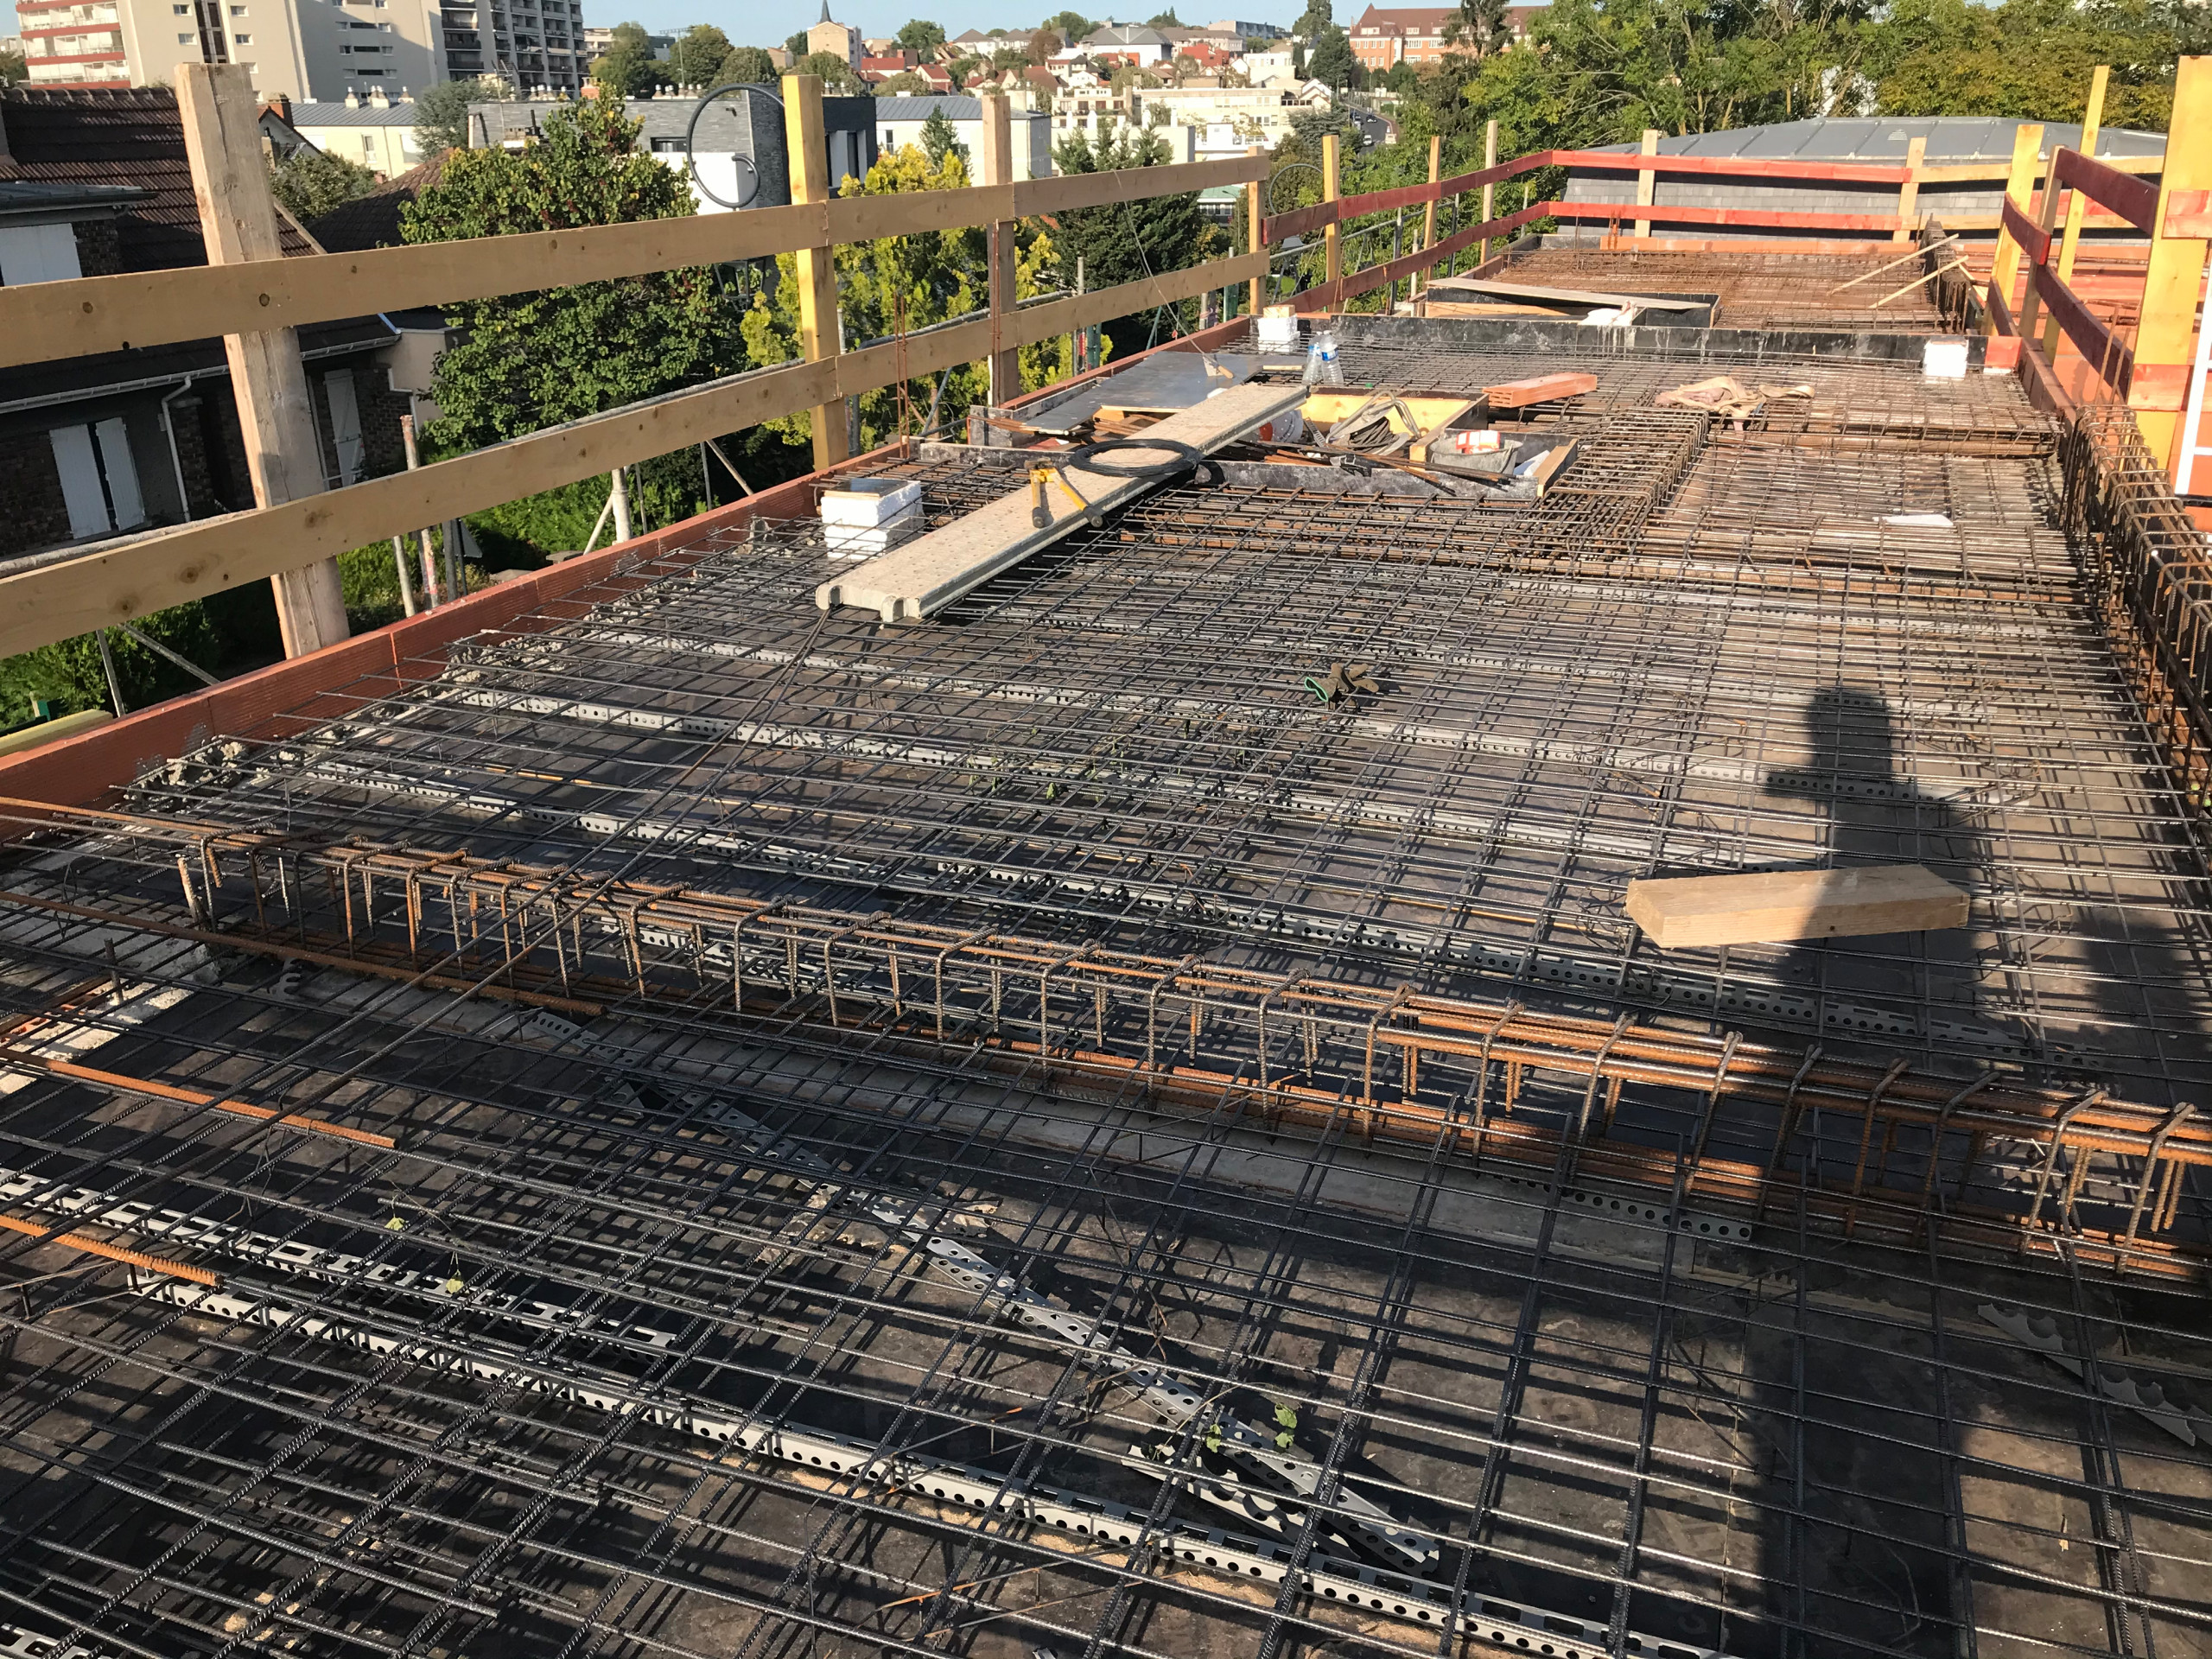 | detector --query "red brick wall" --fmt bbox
[0,429,73,556]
